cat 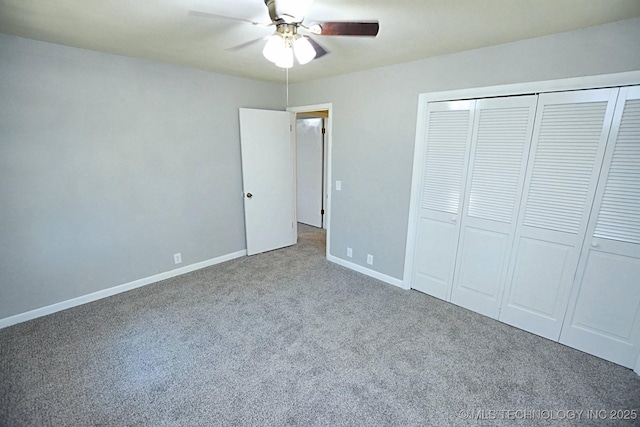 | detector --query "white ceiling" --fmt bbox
[1,0,639,84]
